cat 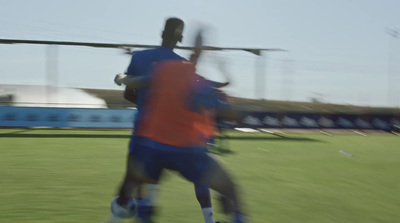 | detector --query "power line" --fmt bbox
[0,38,285,55]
